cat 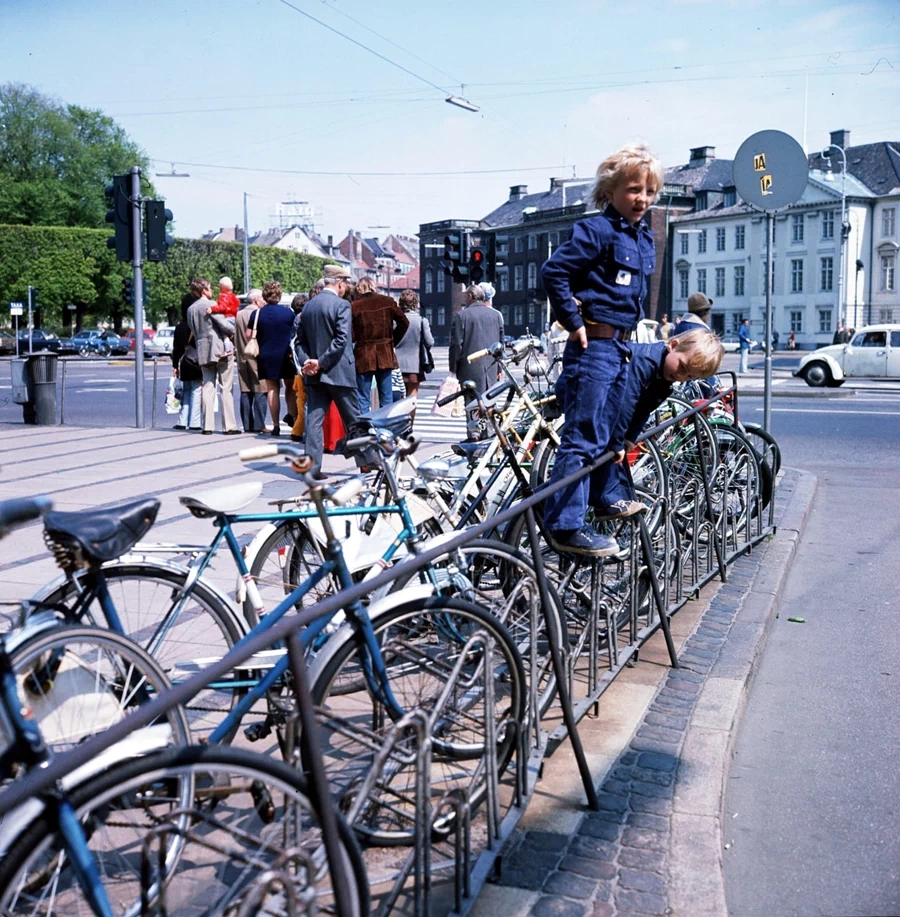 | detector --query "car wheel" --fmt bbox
[802,361,831,387]
[78,345,91,357]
